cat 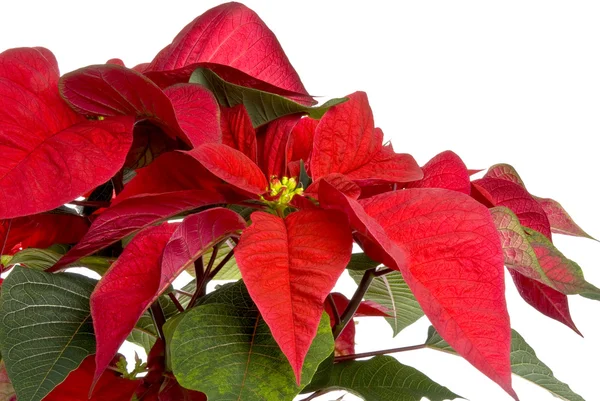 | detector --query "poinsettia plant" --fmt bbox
[0,2,597,401]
